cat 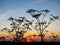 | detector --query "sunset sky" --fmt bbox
[0,0,60,41]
